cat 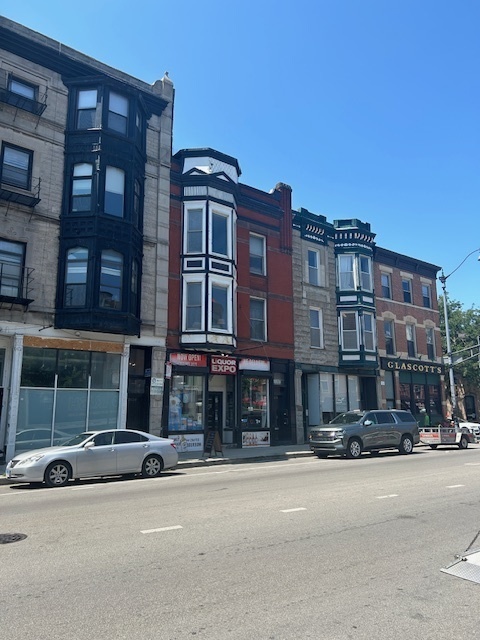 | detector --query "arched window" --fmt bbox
[100,250,123,310]
[65,247,88,307]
